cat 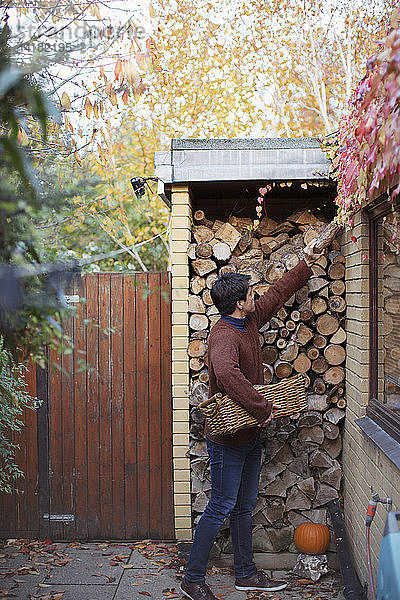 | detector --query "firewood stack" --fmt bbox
[188,207,346,556]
